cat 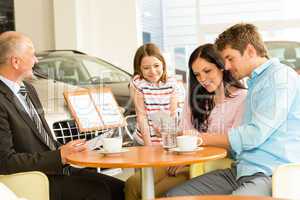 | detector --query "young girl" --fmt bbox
[125,43,187,200]
[130,43,180,146]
